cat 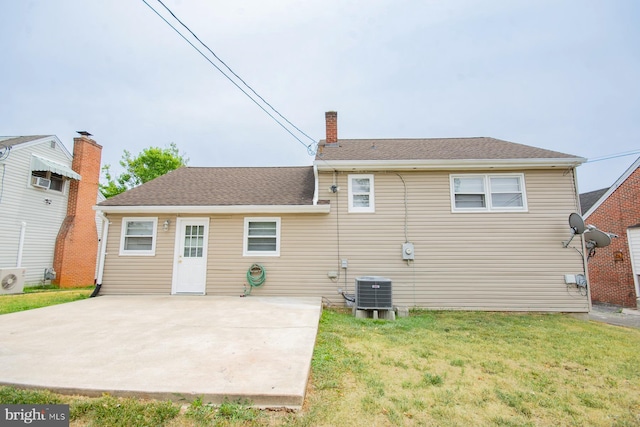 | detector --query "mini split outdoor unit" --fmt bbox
[0,268,26,295]
[355,276,393,310]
